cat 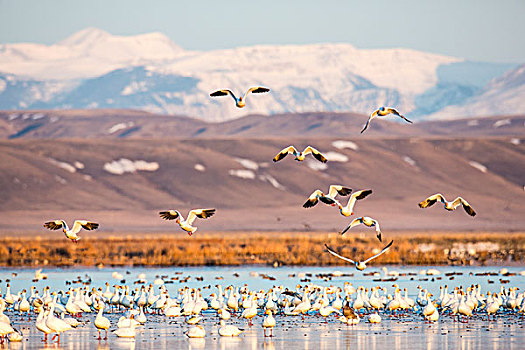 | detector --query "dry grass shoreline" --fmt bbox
[1,231,523,267]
